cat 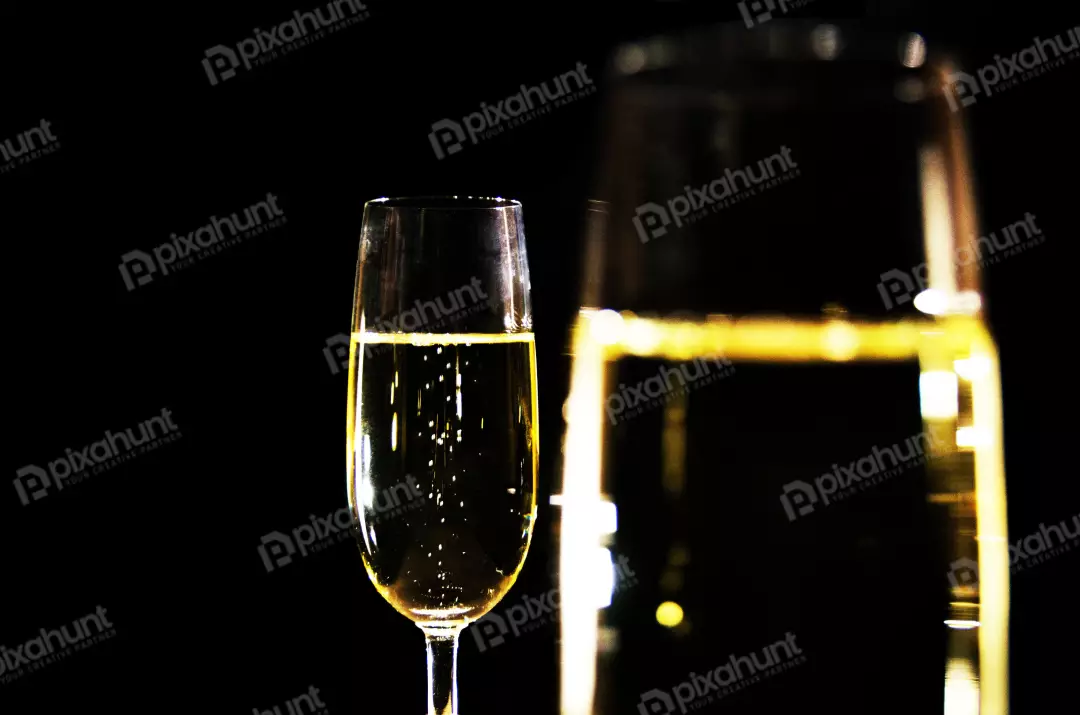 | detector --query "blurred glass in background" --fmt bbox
[556,20,1009,715]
